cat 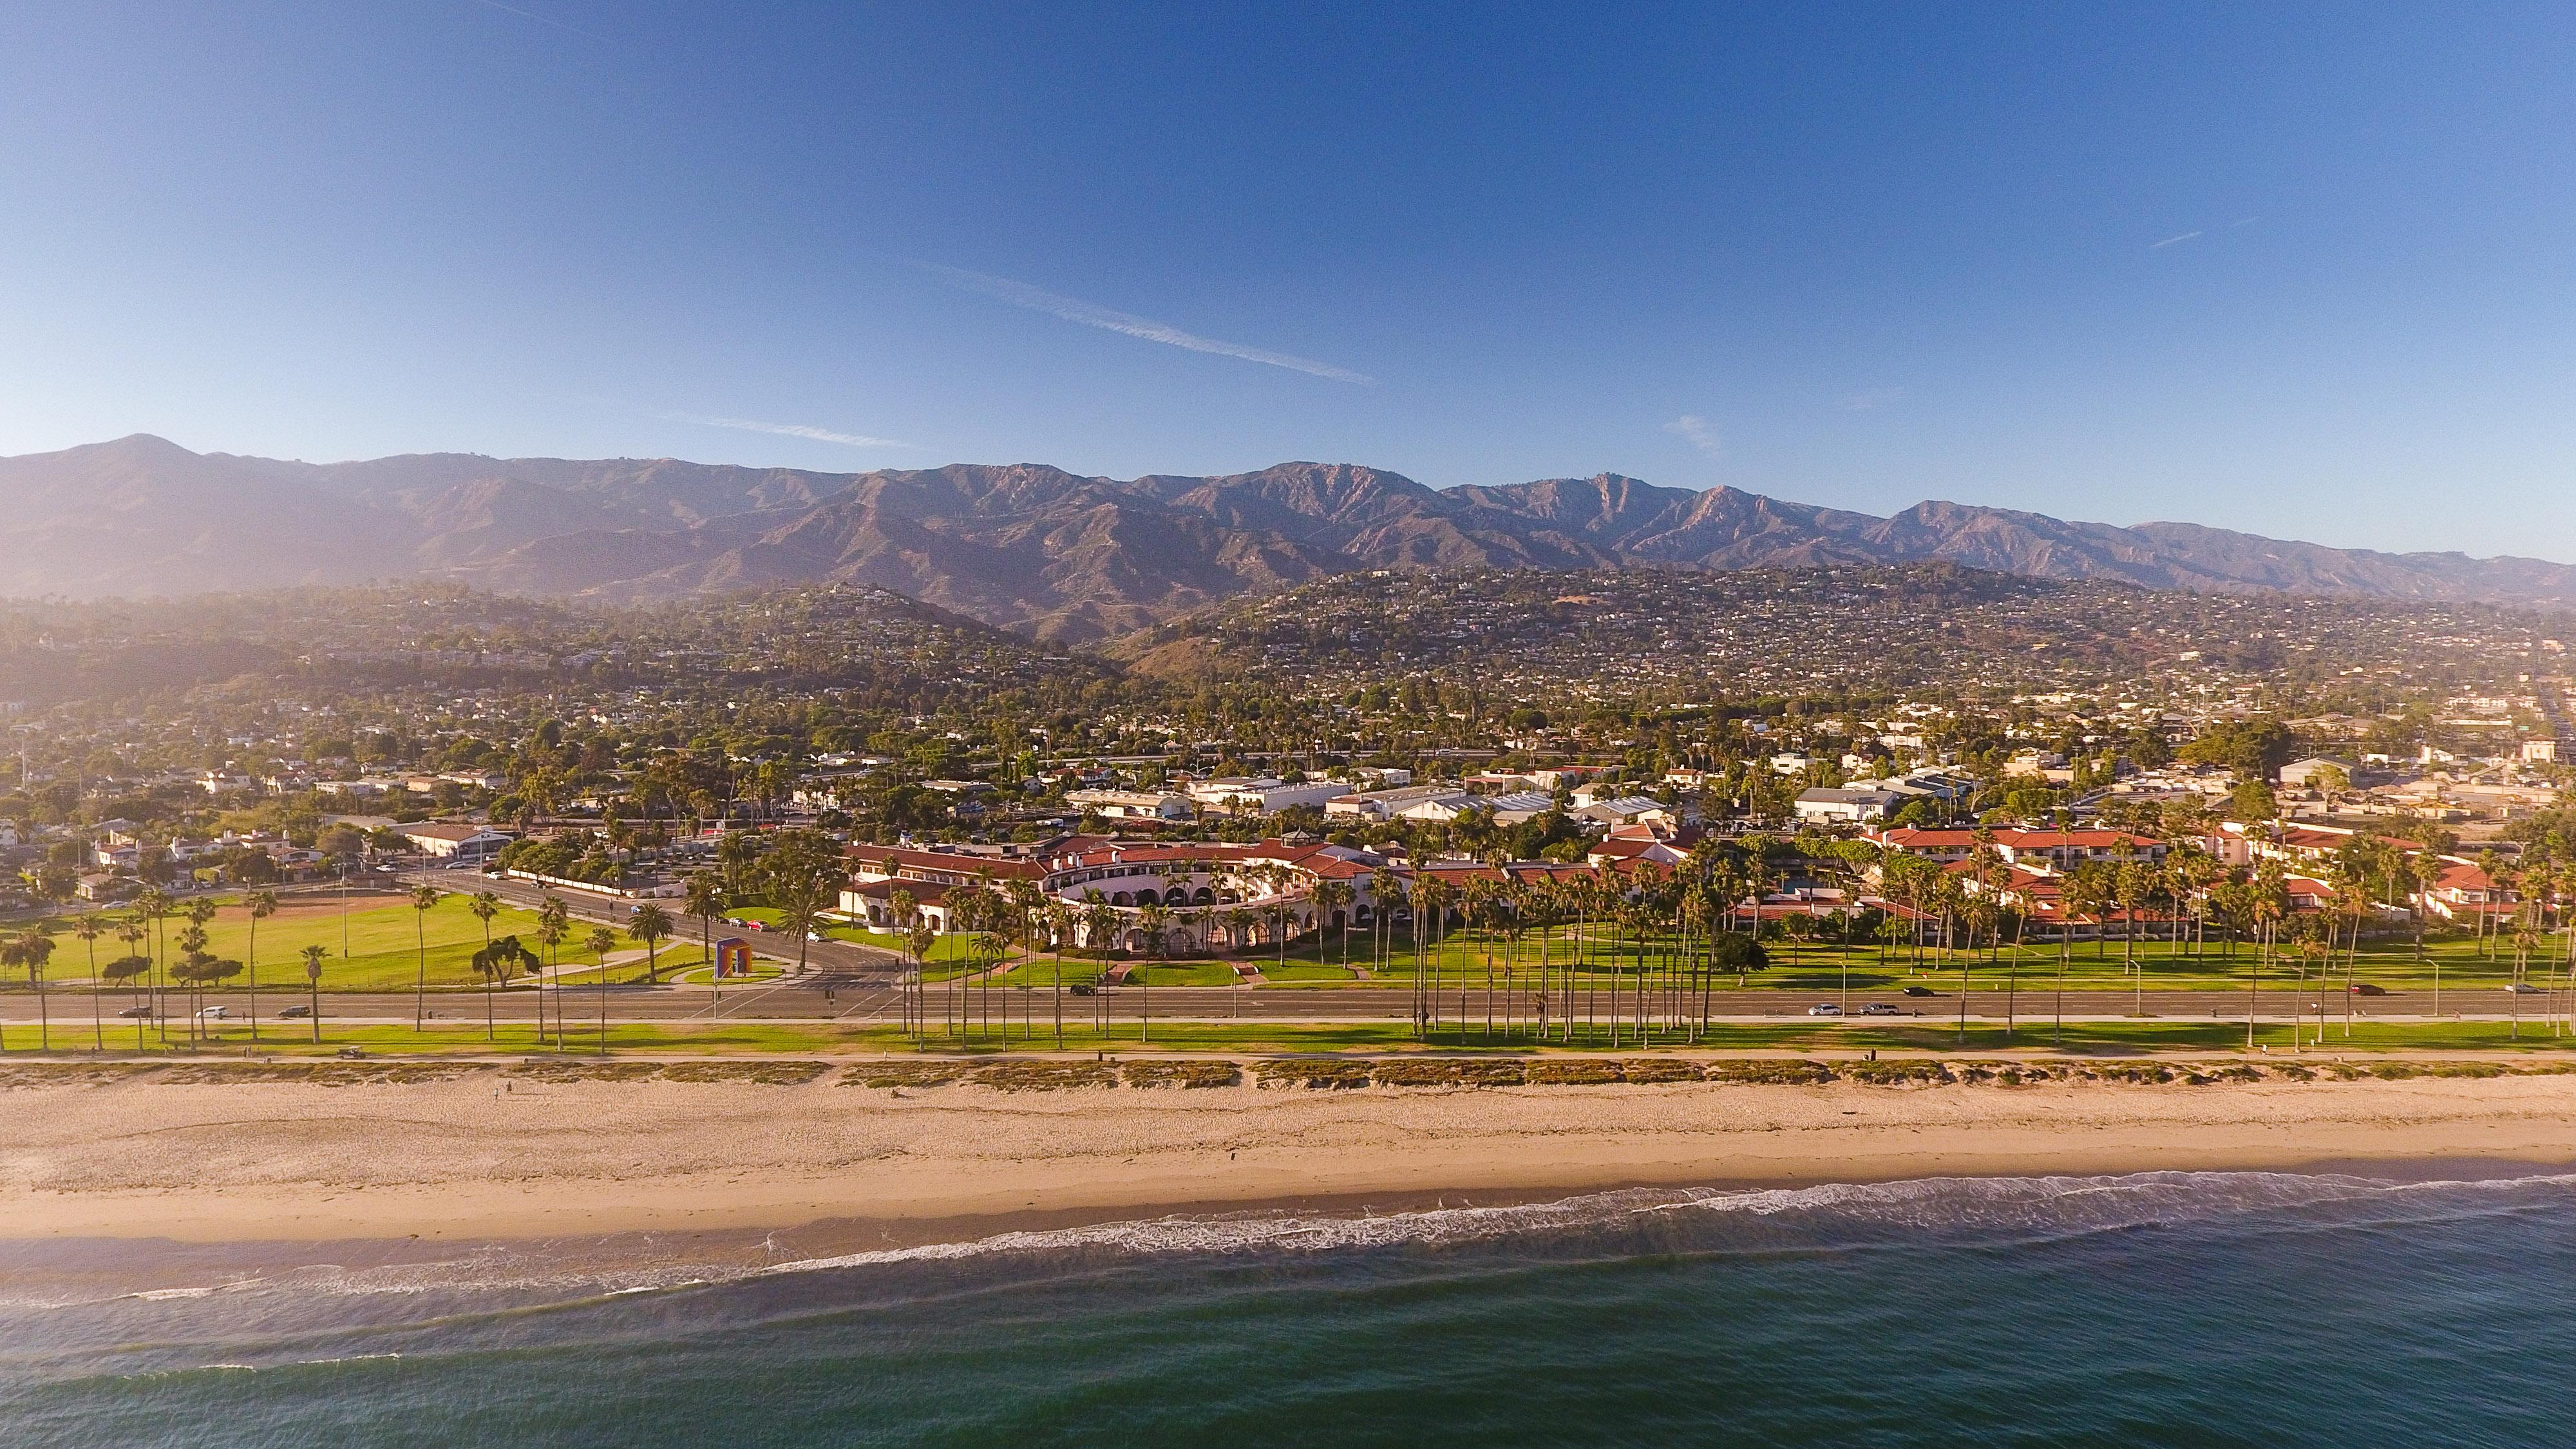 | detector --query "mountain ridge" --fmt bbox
[0,435,2568,641]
